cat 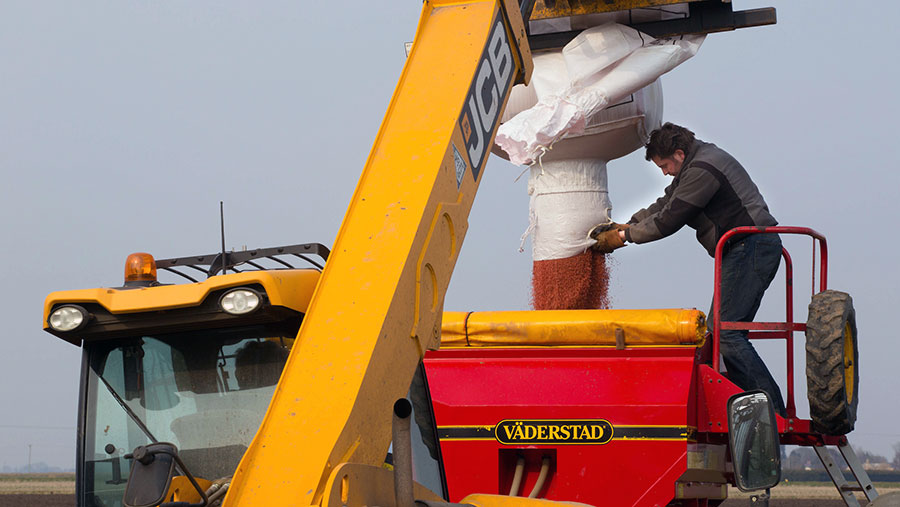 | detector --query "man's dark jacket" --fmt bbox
[624,140,777,256]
